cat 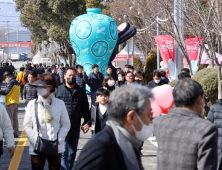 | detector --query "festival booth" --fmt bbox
[112,40,145,69]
